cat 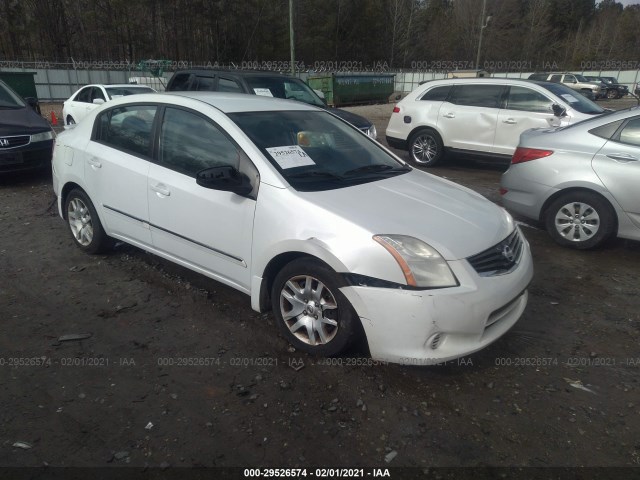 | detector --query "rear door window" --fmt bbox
[195,76,216,91]
[218,77,243,93]
[448,84,505,108]
[169,73,193,91]
[94,105,157,158]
